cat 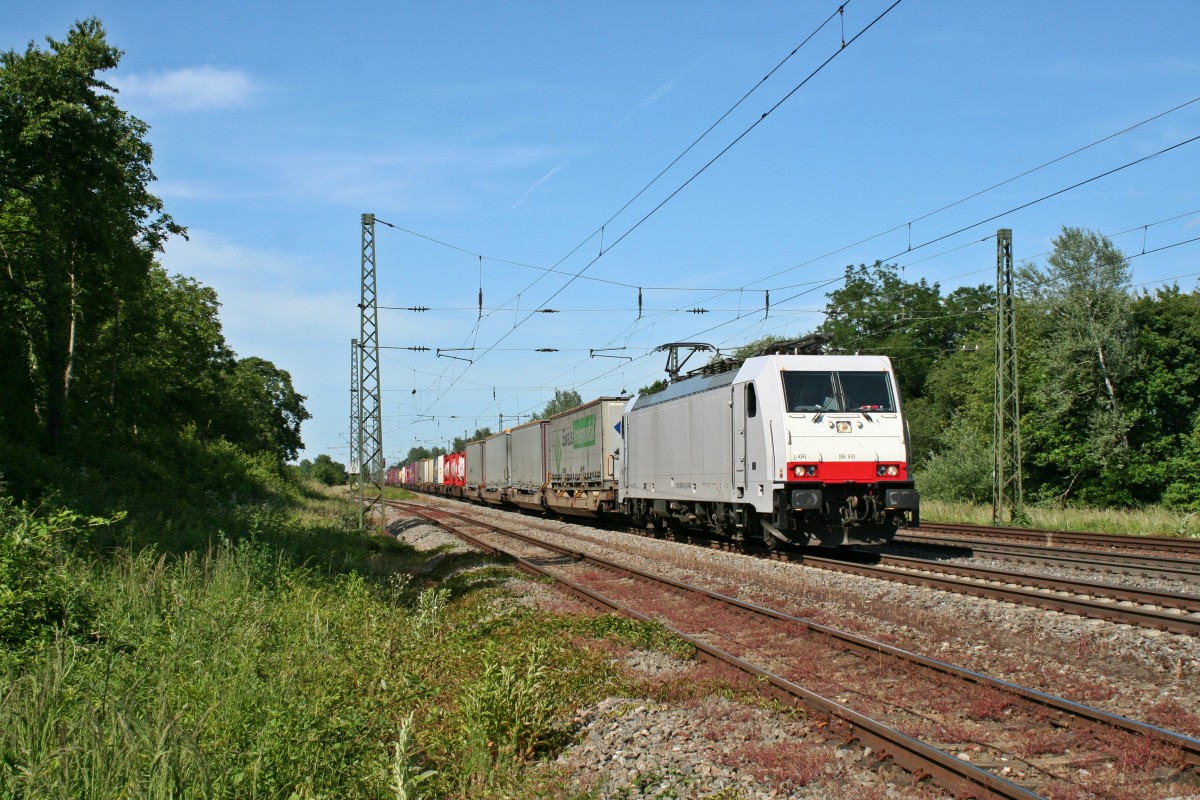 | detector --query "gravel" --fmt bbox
[386,498,1200,798]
